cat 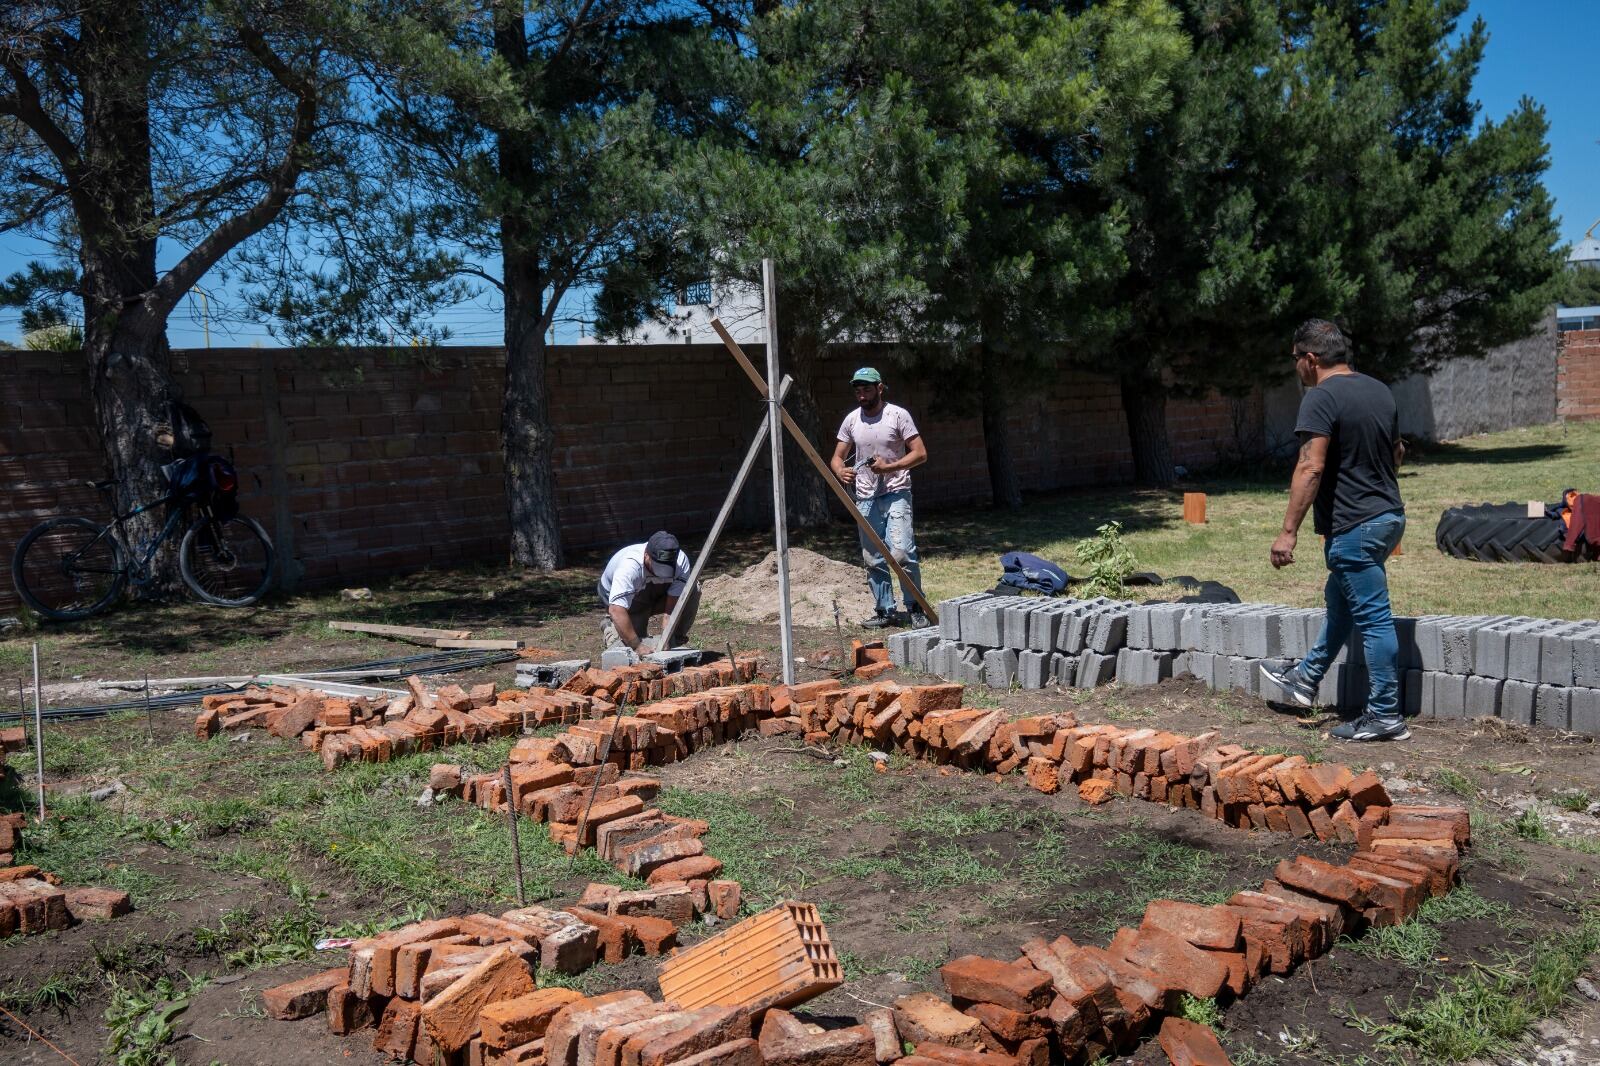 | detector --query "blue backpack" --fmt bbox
[998,551,1070,595]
